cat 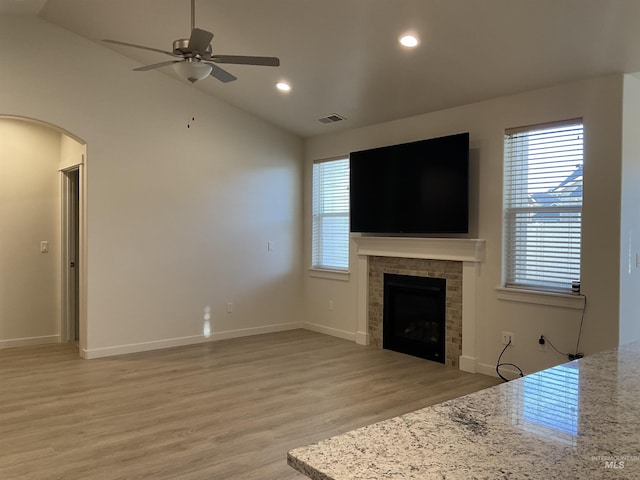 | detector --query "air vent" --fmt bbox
[318,113,346,124]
